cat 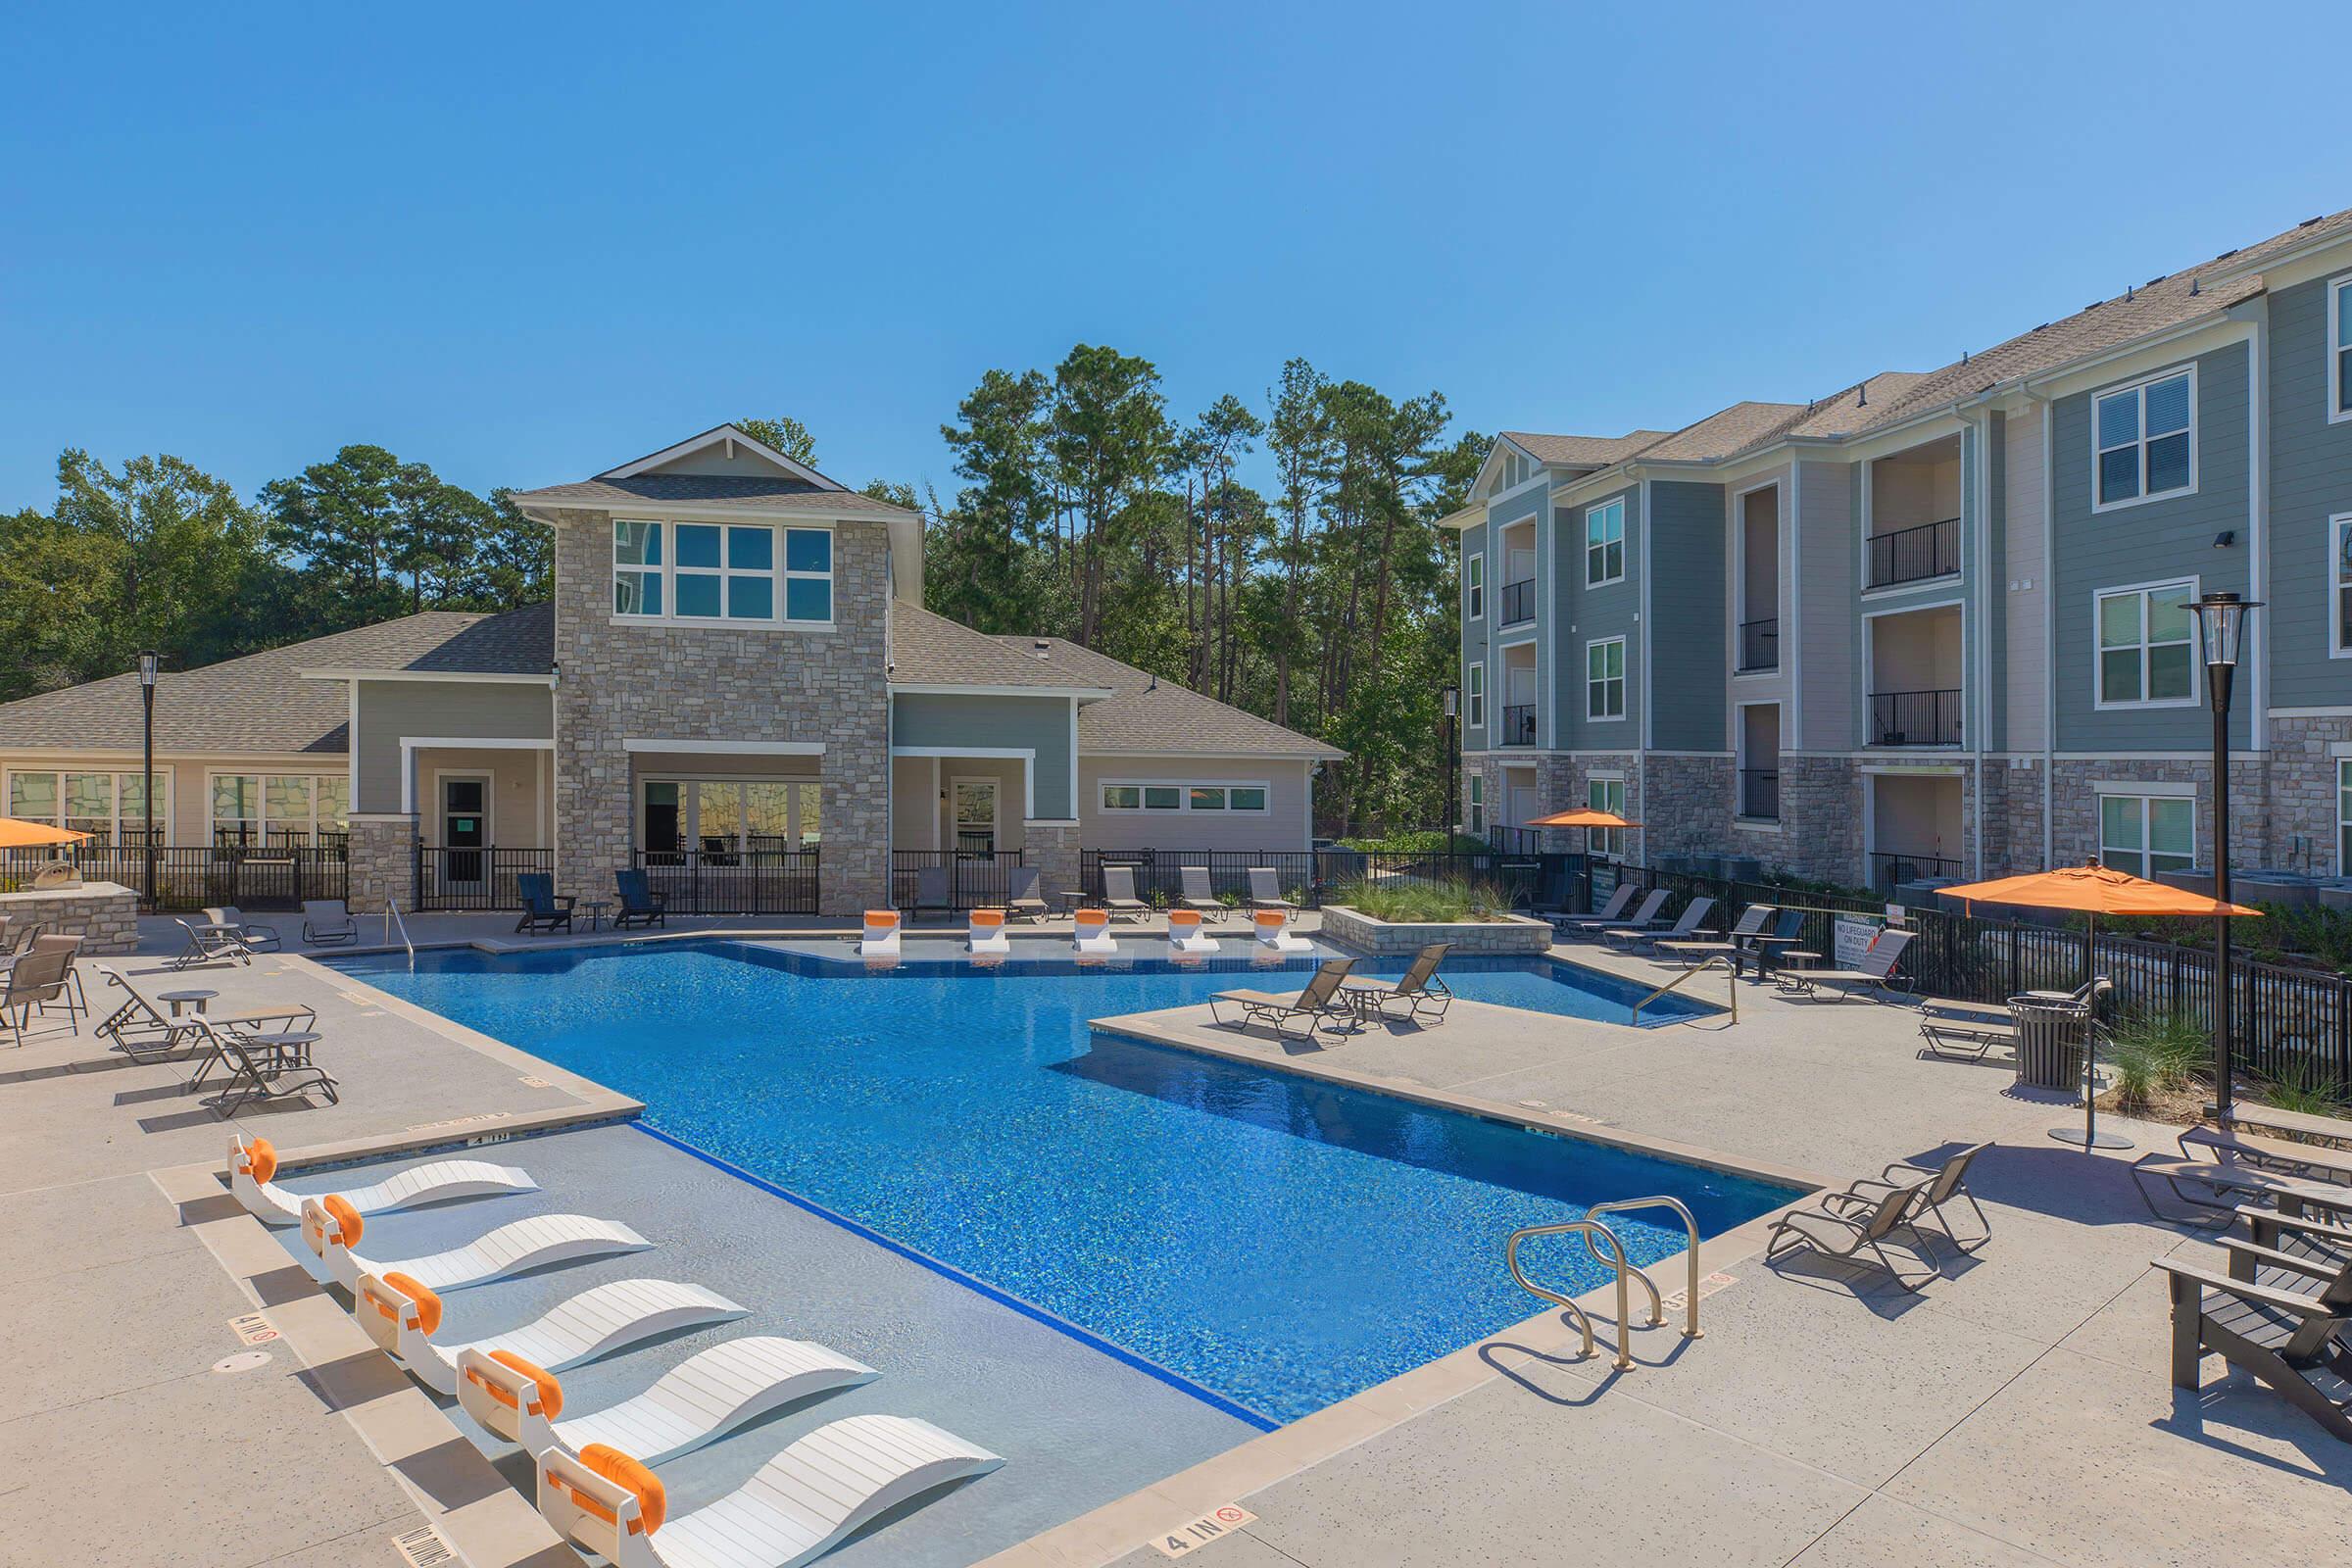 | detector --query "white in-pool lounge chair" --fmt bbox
[965,908,1009,956]
[1071,907,1117,956]
[1166,908,1217,957]
[302,1195,651,1293]
[858,910,901,958]
[536,1414,1004,1568]
[356,1271,748,1396]
[461,1335,877,1462]
[1251,908,1310,953]
[230,1132,534,1226]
